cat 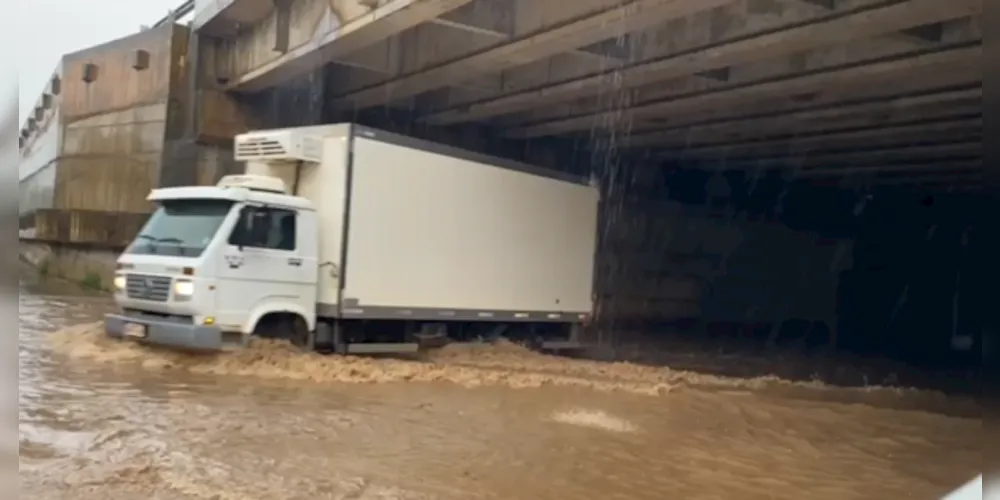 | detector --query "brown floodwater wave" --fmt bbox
[22,286,982,500]
[49,322,981,418]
